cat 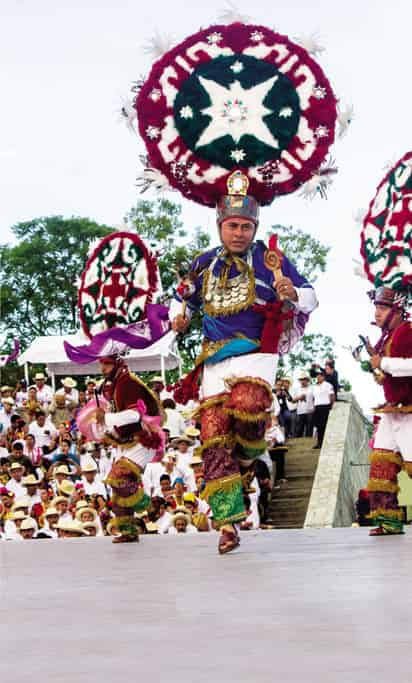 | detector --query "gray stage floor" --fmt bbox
[1,528,412,682]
